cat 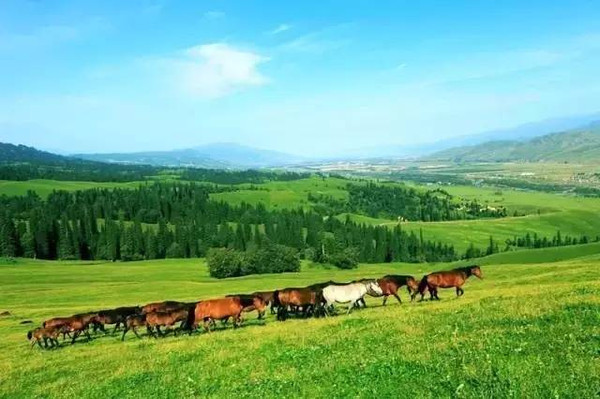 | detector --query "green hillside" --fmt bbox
[428,127,600,162]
